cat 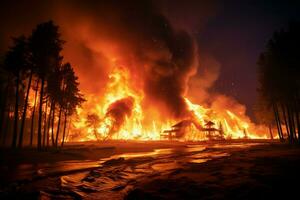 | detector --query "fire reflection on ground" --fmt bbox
[37,142,264,199]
